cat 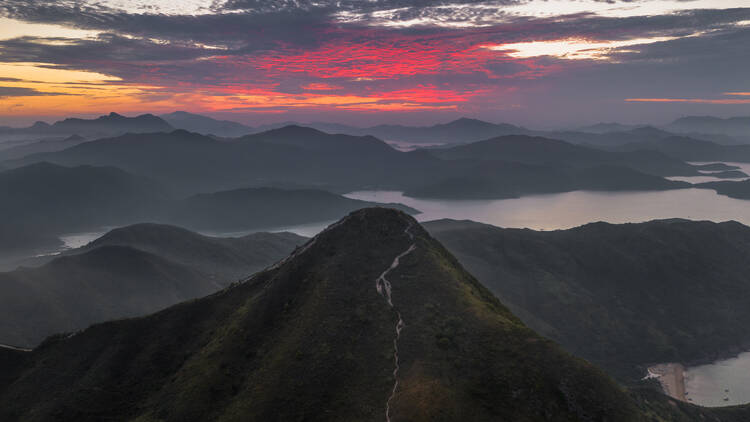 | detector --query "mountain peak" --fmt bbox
[267,124,325,135]
[444,117,494,127]
[107,112,122,118]
[30,121,50,129]
[0,207,680,420]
